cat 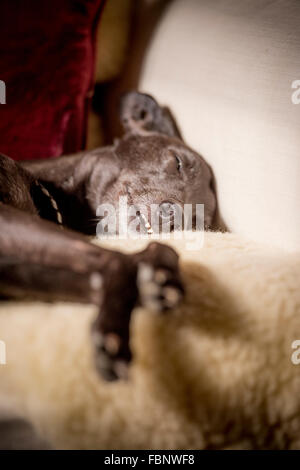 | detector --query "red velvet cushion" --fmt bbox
[0,0,105,160]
